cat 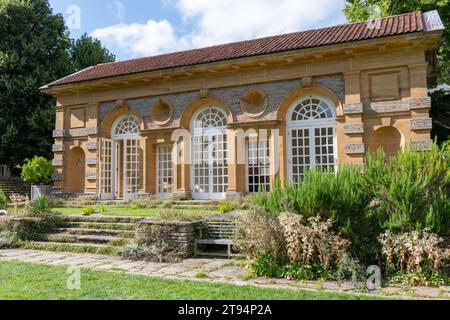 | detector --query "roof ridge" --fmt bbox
[44,10,439,89]
[98,11,423,67]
